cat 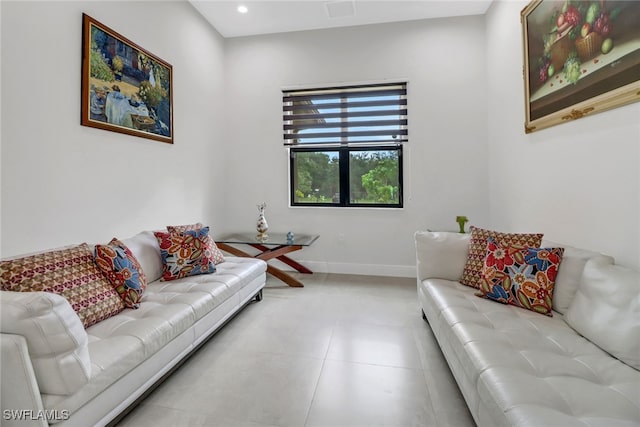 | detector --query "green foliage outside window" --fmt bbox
[360,159,399,203]
[293,152,339,203]
[293,150,399,205]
